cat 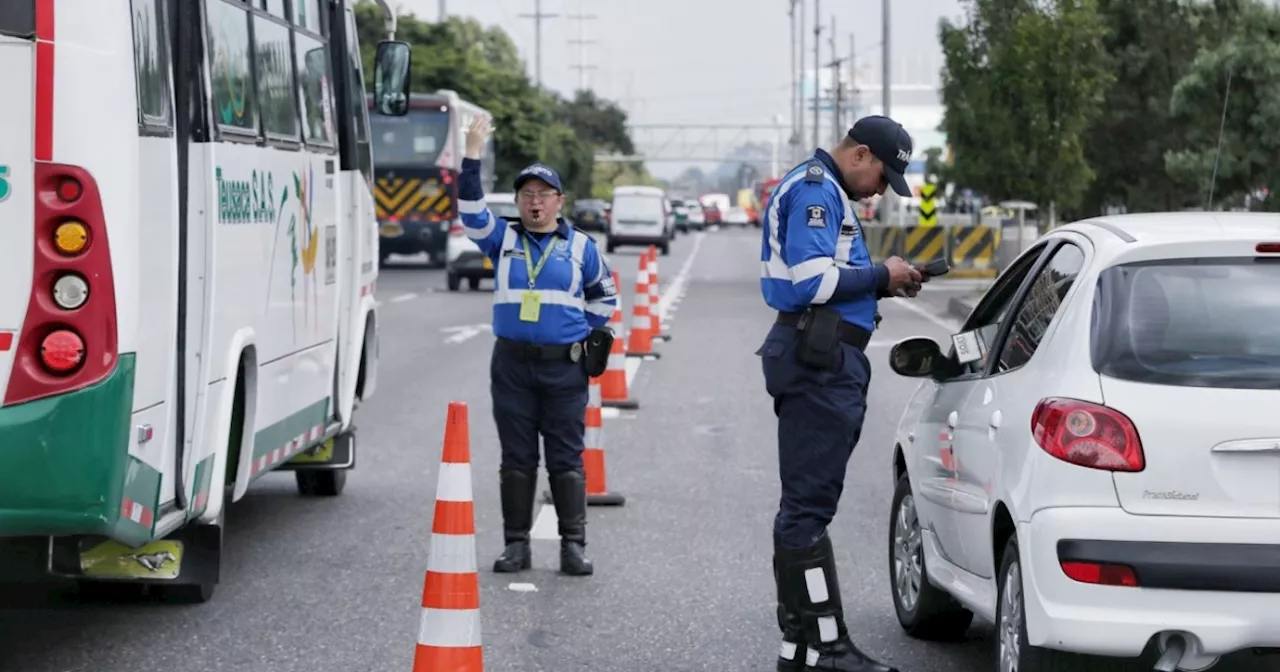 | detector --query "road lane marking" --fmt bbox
[391,292,418,303]
[530,503,559,540]
[622,232,705,390]
[440,323,491,344]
